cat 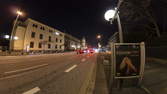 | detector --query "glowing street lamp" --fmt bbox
[14,36,19,40]
[16,10,23,16]
[104,9,123,43]
[97,35,101,39]
[4,35,10,39]
[10,10,23,51]
[55,32,60,35]
[104,9,116,21]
